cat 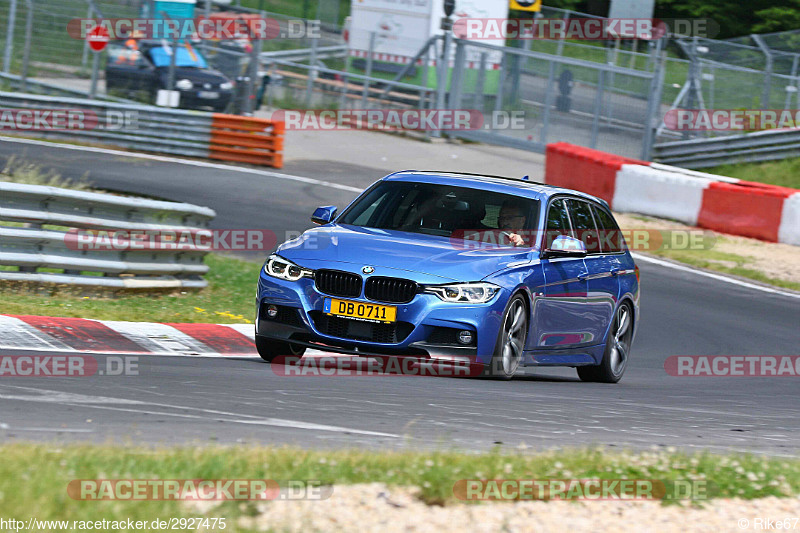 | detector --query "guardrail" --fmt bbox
[261,45,348,63]
[0,72,139,104]
[0,182,217,290]
[0,92,285,168]
[652,129,800,169]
